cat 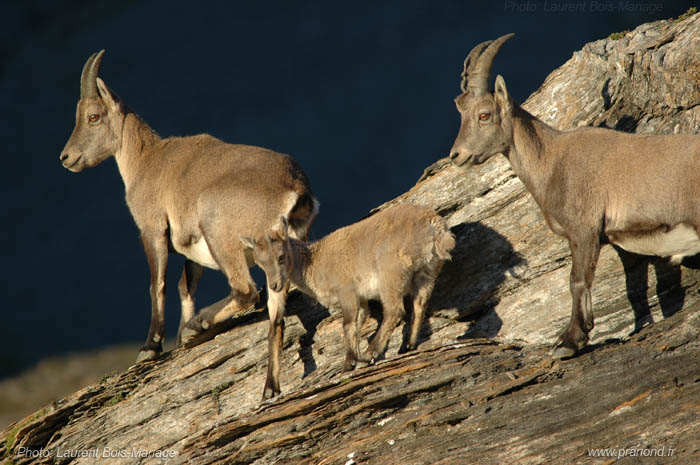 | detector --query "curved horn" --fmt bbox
[80,49,105,98]
[463,33,514,96]
[460,40,492,93]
